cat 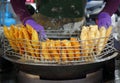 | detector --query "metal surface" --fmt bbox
[17,69,103,83]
